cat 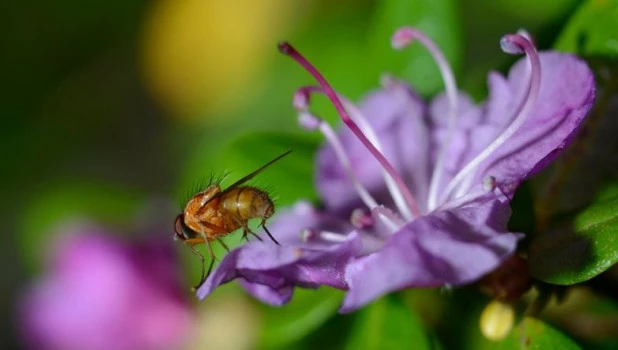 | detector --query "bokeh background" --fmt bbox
[3,0,616,348]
